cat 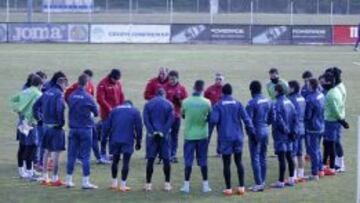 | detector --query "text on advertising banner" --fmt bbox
[8,23,89,43]
[292,25,332,45]
[90,25,170,43]
[171,24,250,44]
